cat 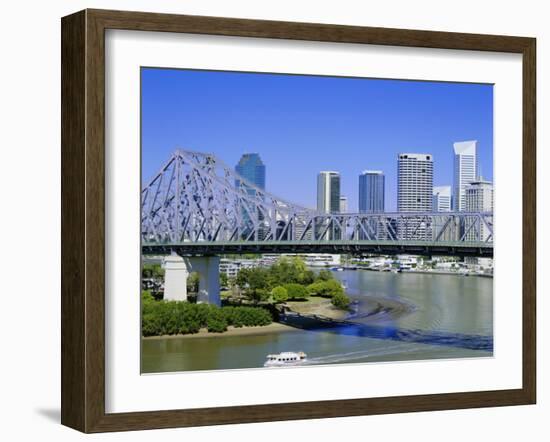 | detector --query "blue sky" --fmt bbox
[141,68,493,212]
